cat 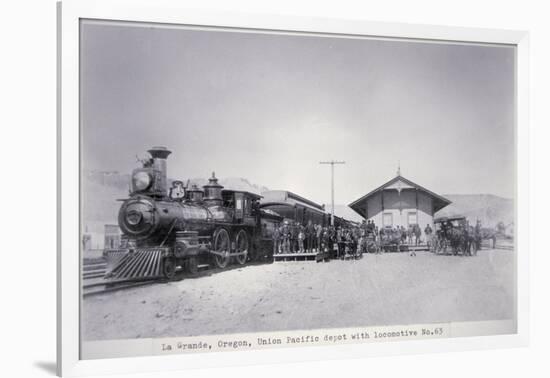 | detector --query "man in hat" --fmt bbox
[282,221,291,254]
[298,224,306,253]
[273,225,281,255]
[315,224,323,253]
[413,224,422,246]
[475,219,482,251]
[336,226,344,259]
[290,221,298,253]
[424,223,433,250]
[306,220,315,253]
